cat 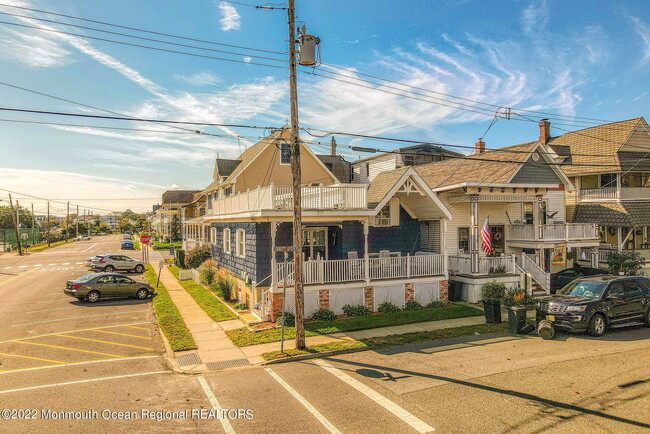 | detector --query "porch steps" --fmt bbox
[239,310,262,326]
